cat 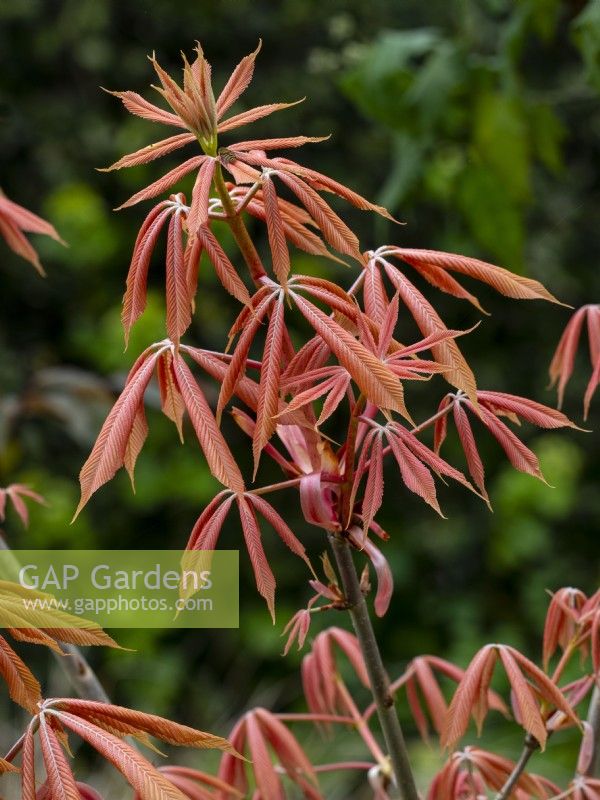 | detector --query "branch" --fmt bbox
[213,163,267,285]
[494,734,538,800]
[54,643,110,703]
[329,531,419,800]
